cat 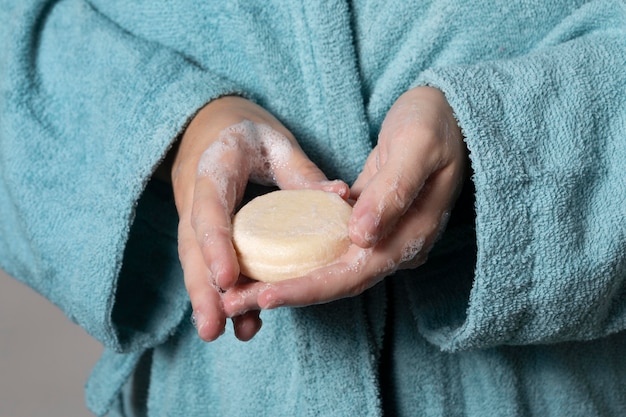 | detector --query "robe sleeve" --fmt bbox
[0,0,242,351]
[410,2,626,351]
